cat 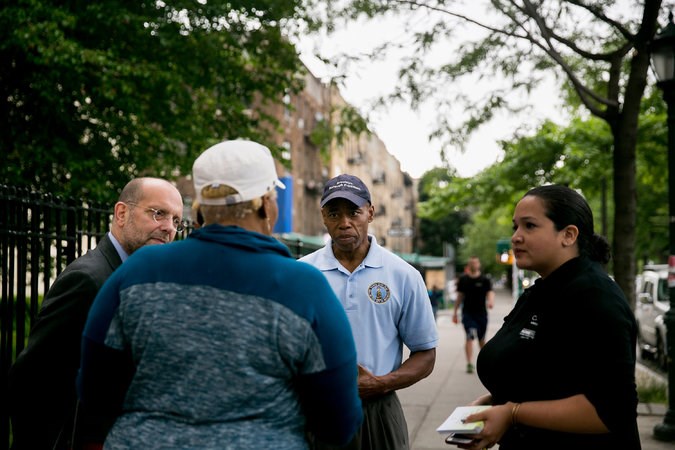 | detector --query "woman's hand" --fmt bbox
[455,402,514,450]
